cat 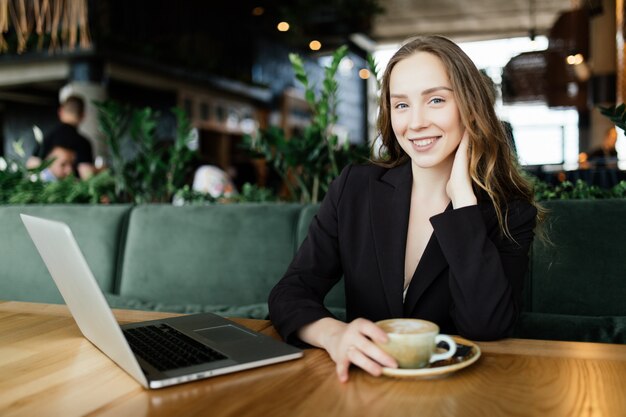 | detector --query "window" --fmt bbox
[458,37,579,168]
[373,36,580,168]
